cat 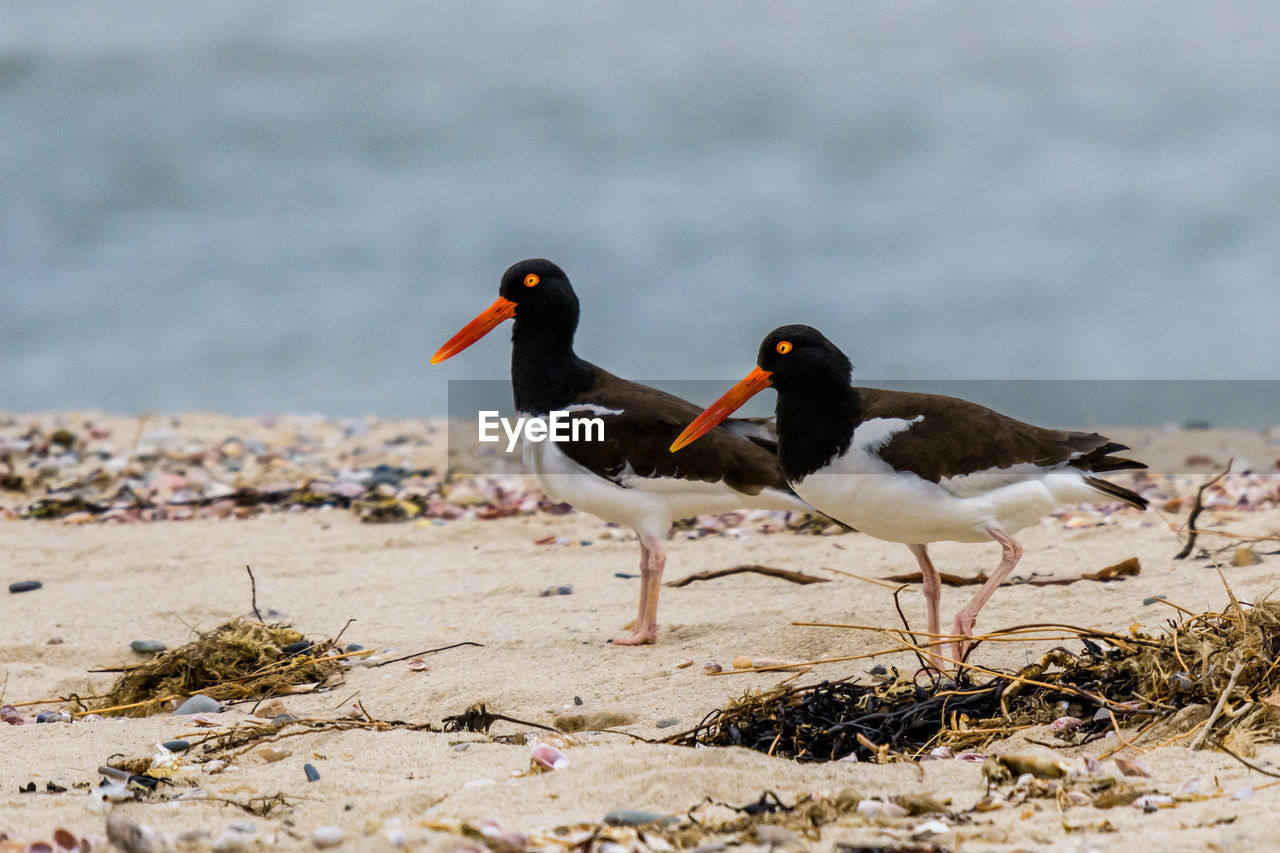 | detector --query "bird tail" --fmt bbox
[1084,476,1148,510]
